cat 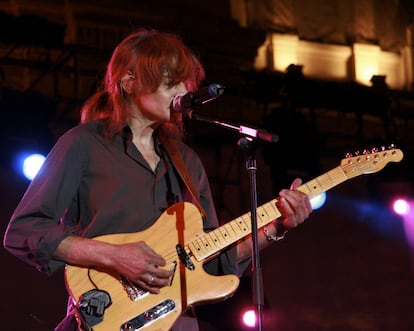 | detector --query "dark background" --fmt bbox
[1,1,414,330]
